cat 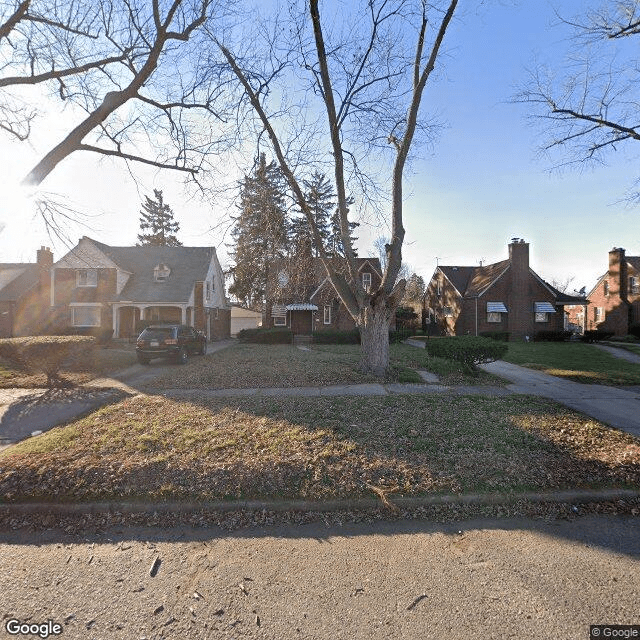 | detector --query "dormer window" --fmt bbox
[154,264,171,282]
[362,272,372,292]
[76,269,97,287]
